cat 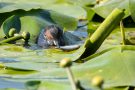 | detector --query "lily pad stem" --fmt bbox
[79,8,125,59]
[0,34,23,44]
[66,67,77,90]
[0,32,30,44]
[60,58,77,90]
[120,21,126,45]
